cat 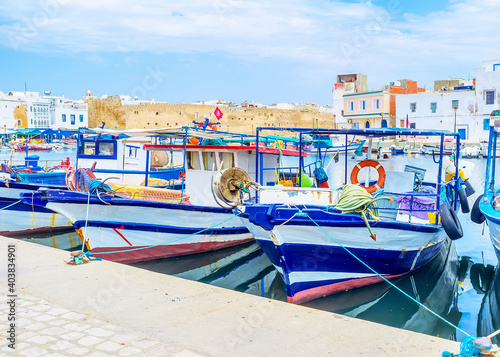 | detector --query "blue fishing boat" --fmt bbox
[471,111,500,262]
[234,127,468,304]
